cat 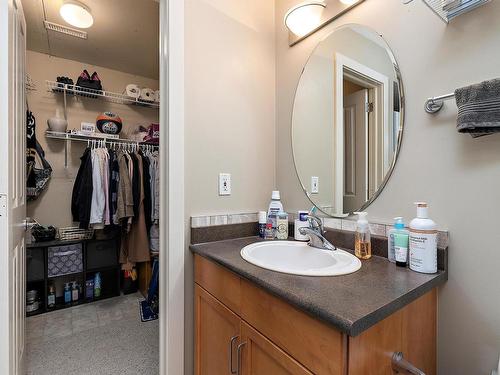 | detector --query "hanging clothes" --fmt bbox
[116,150,134,223]
[71,148,93,229]
[141,152,152,233]
[120,152,150,264]
[89,148,106,228]
[108,149,119,224]
[71,143,156,263]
